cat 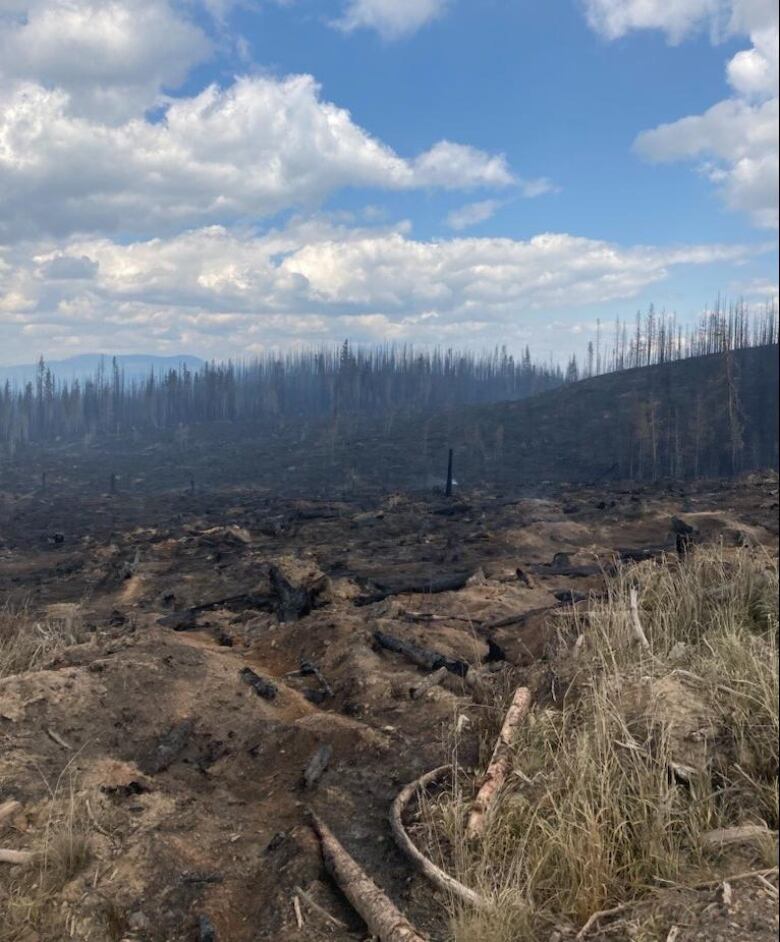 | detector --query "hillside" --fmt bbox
[0,345,776,498]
